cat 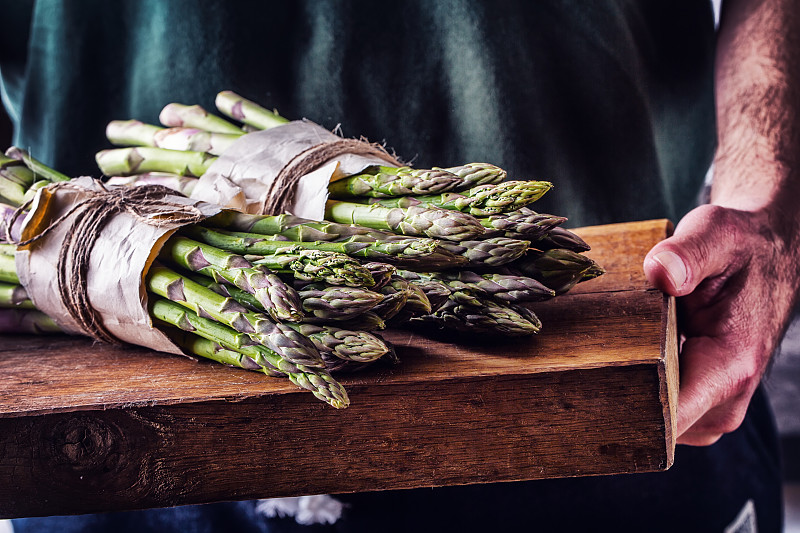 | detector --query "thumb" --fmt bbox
[643,206,740,297]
